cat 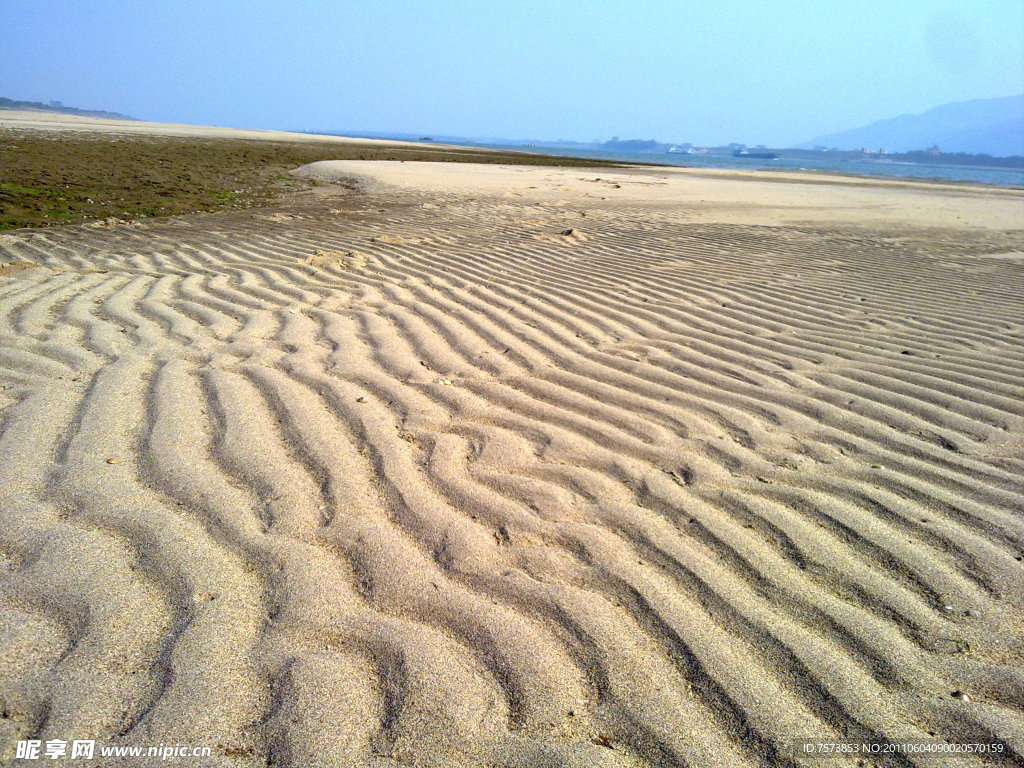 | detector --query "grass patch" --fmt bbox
[0,131,630,230]
[0,182,48,195]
